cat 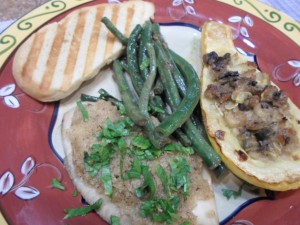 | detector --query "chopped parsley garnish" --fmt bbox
[180,221,191,225]
[132,135,162,160]
[51,178,65,191]
[76,100,89,122]
[84,118,134,196]
[156,165,172,198]
[125,157,143,180]
[101,164,113,196]
[140,196,180,223]
[169,156,191,199]
[163,143,194,155]
[140,58,150,70]
[135,165,156,199]
[111,215,120,225]
[72,190,78,197]
[79,108,195,223]
[132,136,152,149]
[222,183,245,200]
[64,199,102,219]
